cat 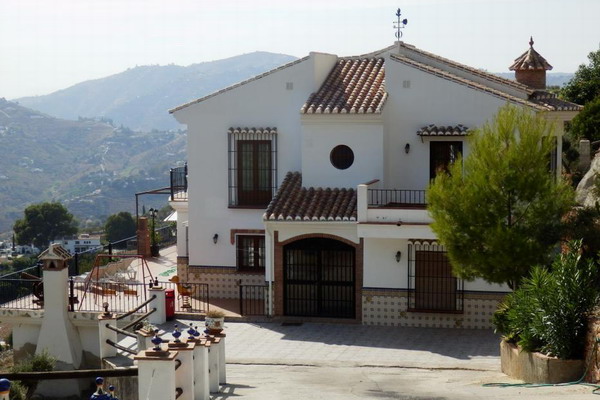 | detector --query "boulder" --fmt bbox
[576,151,600,207]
